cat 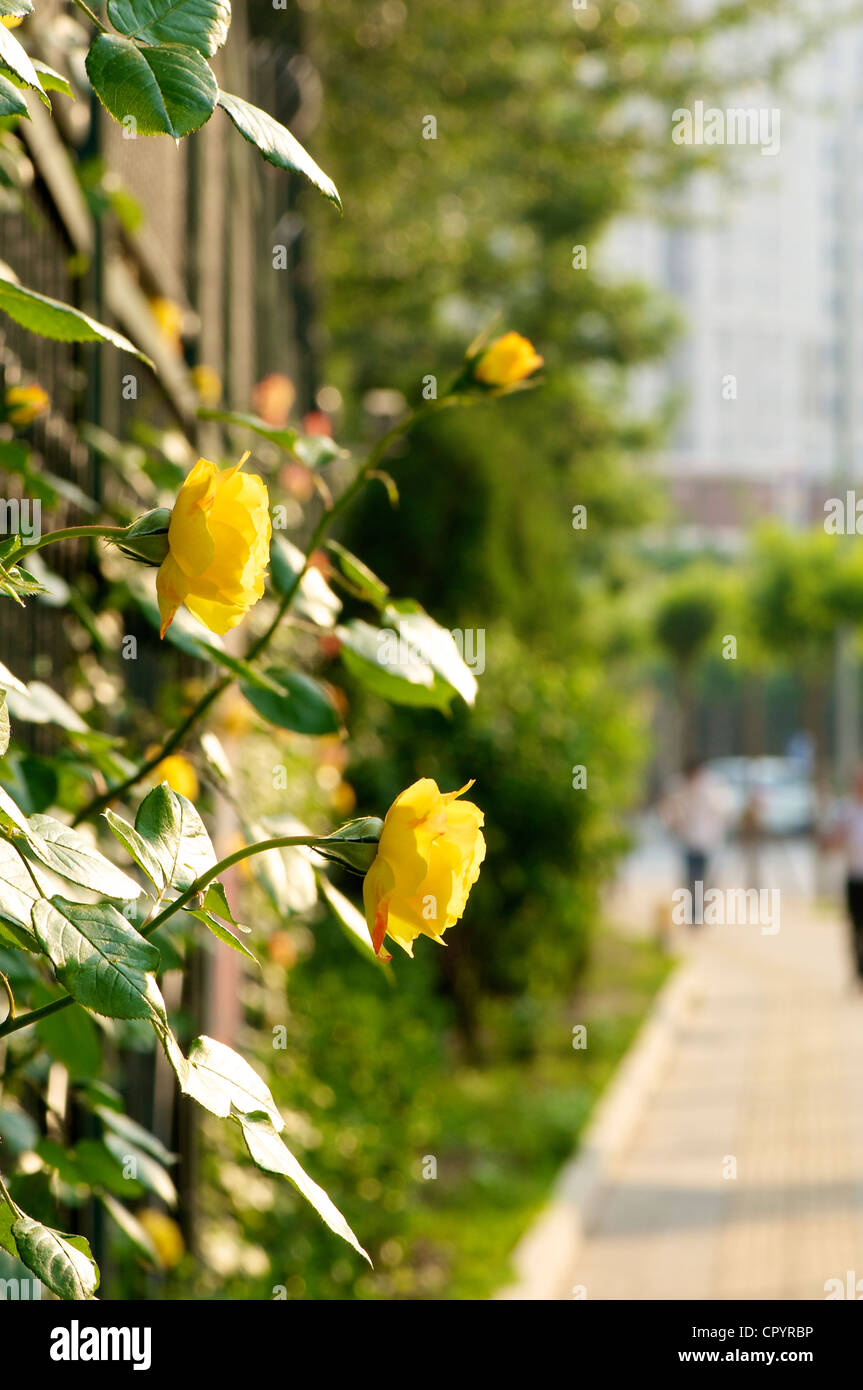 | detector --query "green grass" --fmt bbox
[394,928,674,1299]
